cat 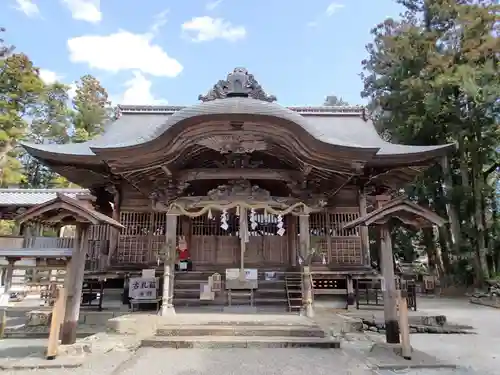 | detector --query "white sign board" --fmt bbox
[141,269,155,278]
[128,277,157,300]
[225,268,258,281]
